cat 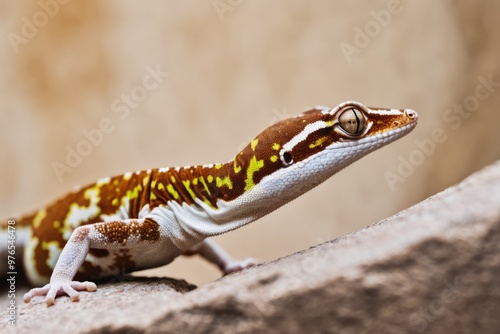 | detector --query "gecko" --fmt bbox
[0,101,417,306]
